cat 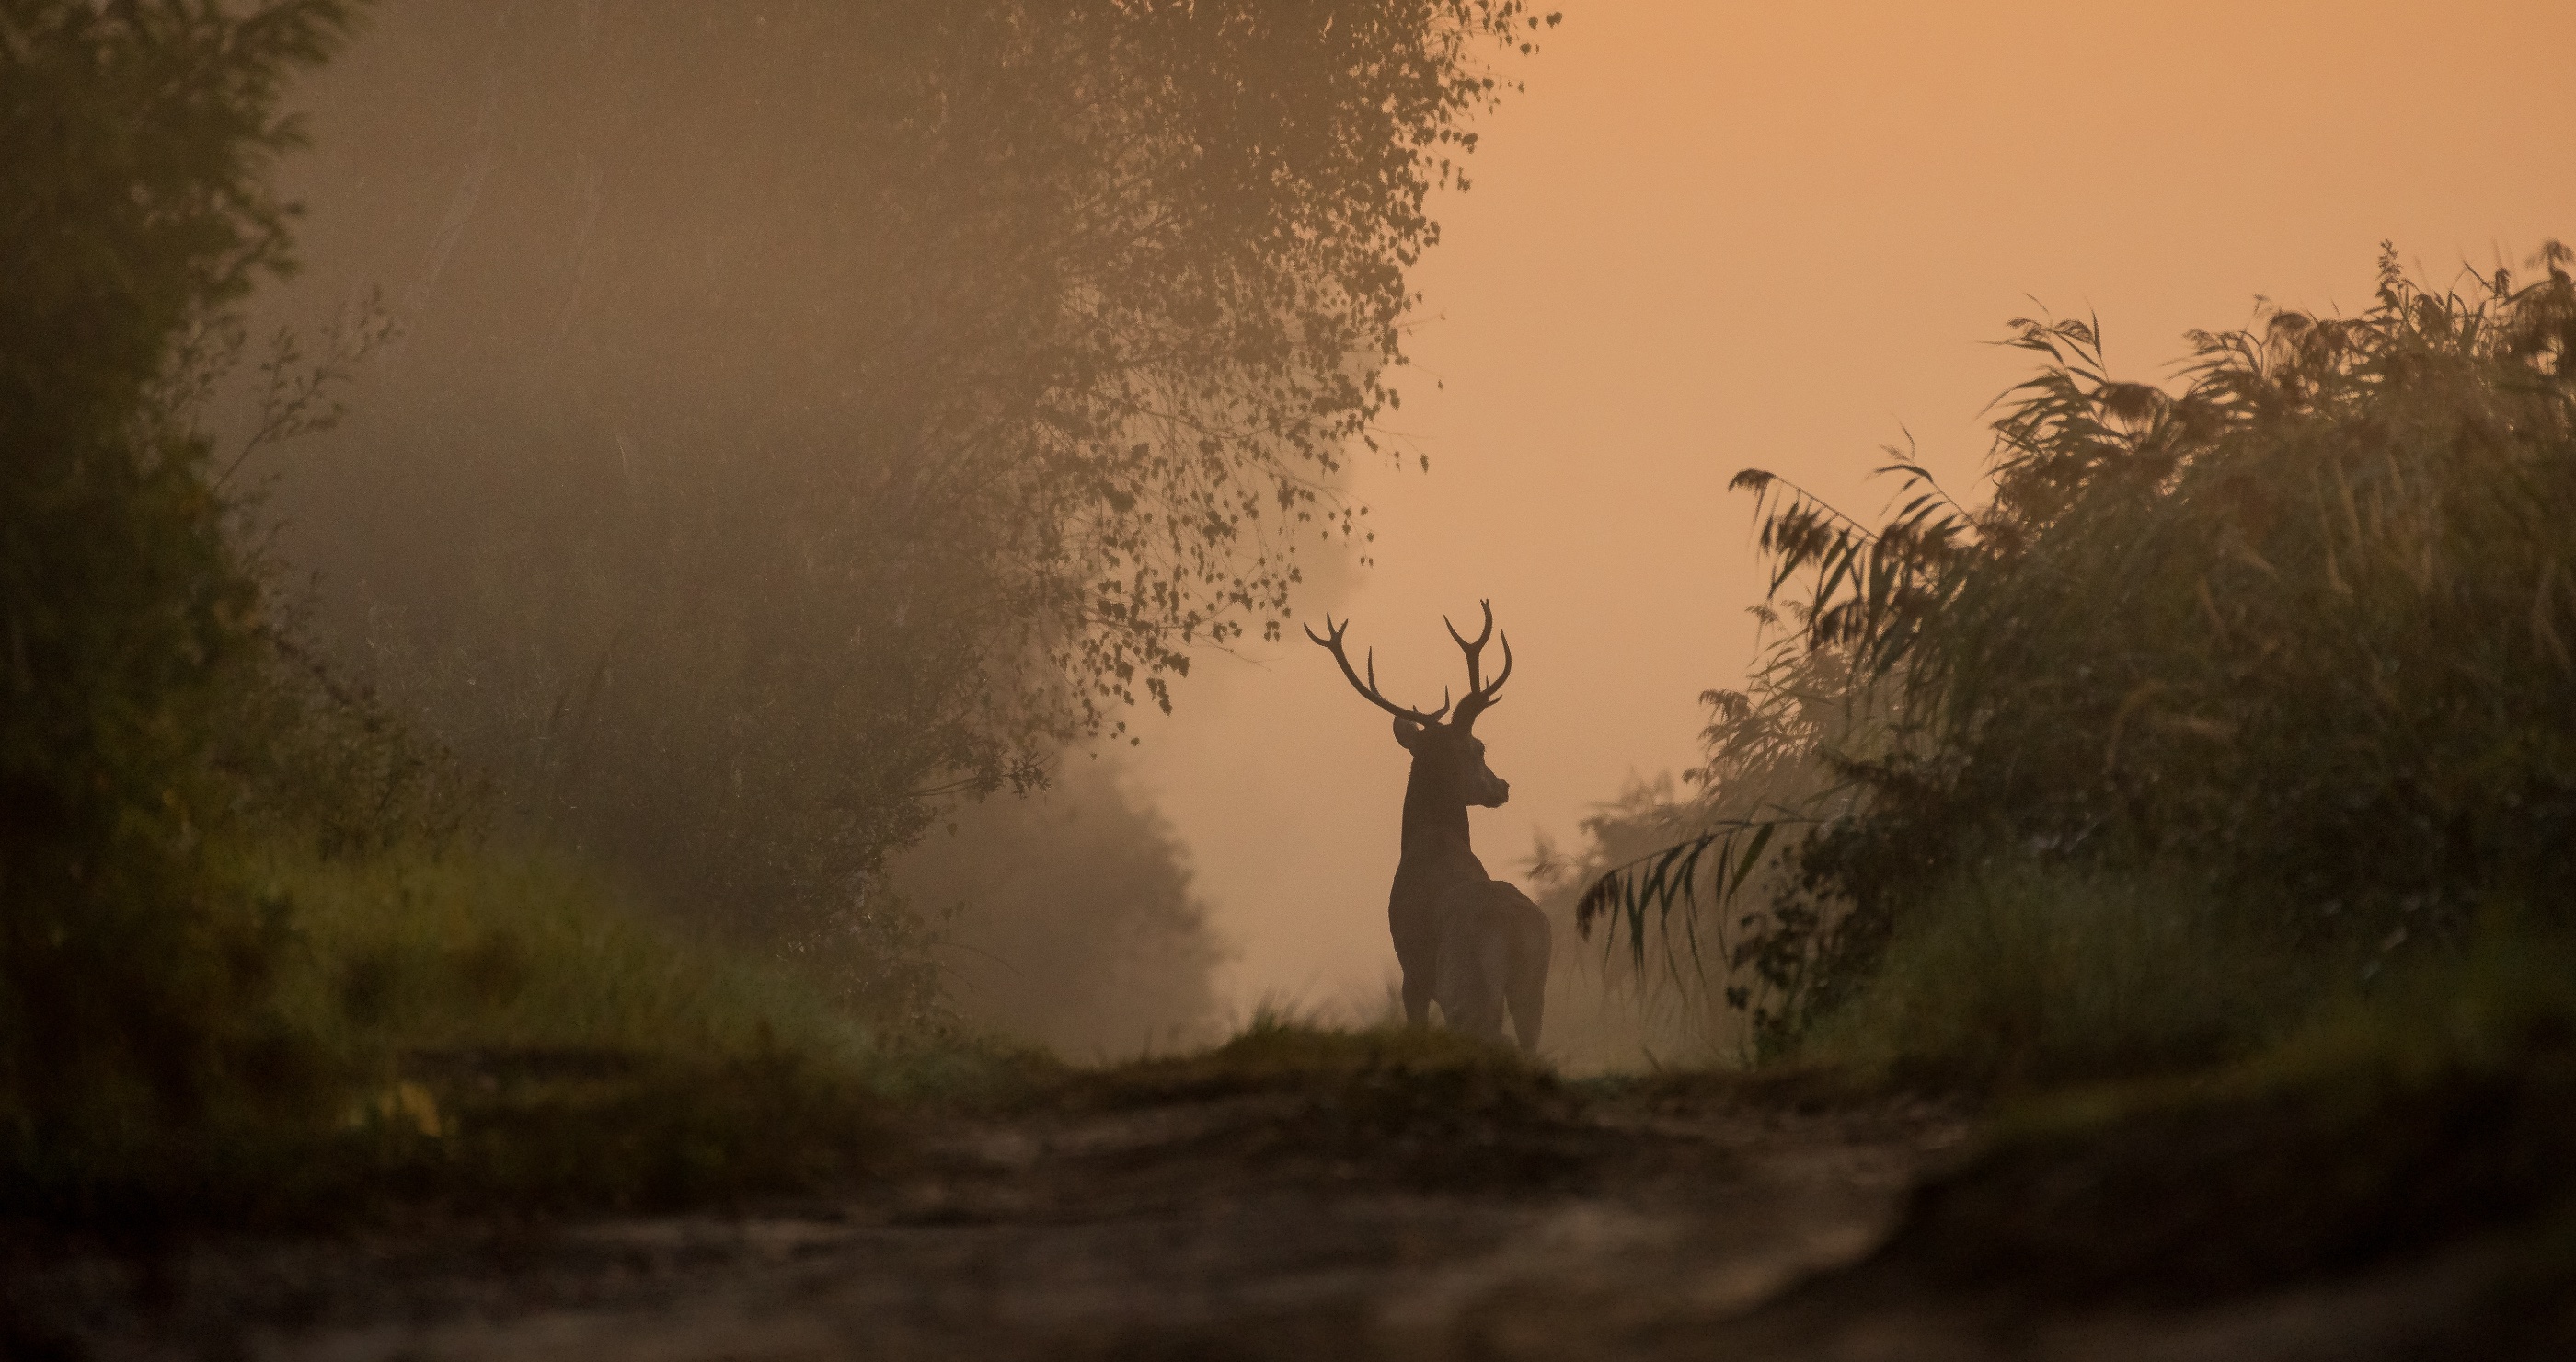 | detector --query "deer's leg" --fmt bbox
[1473,933,1512,1041]
[1393,908,1440,1027]
[1508,900,1552,1056]
[1435,906,1511,1042]
[1401,973,1433,1028]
